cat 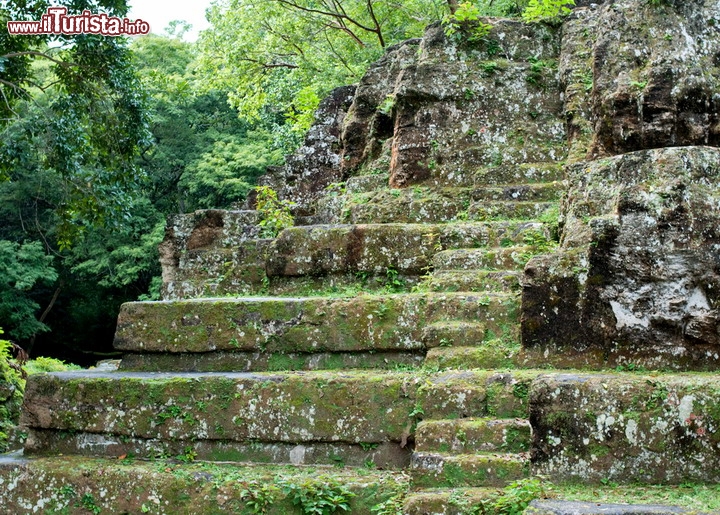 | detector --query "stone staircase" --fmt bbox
[13,158,564,513]
[5,6,720,513]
